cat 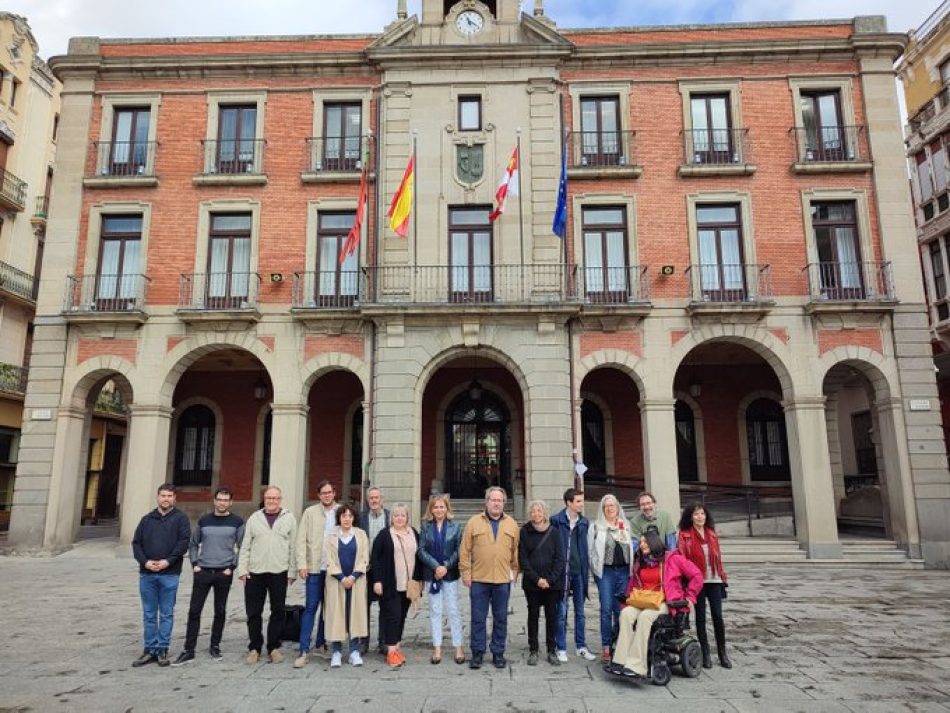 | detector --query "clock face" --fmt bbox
[456,9,485,36]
